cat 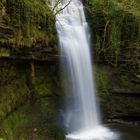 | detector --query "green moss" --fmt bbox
[0,61,63,140]
[119,75,130,87]
[95,67,110,98]
[0,48,10,56]
[0,97,64,140]
[0,63,30,120]
[87,0,140,70]
[36,84,51,95]
[2,0,56,48]
[88,0,140,17]
[0,109,29,140]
